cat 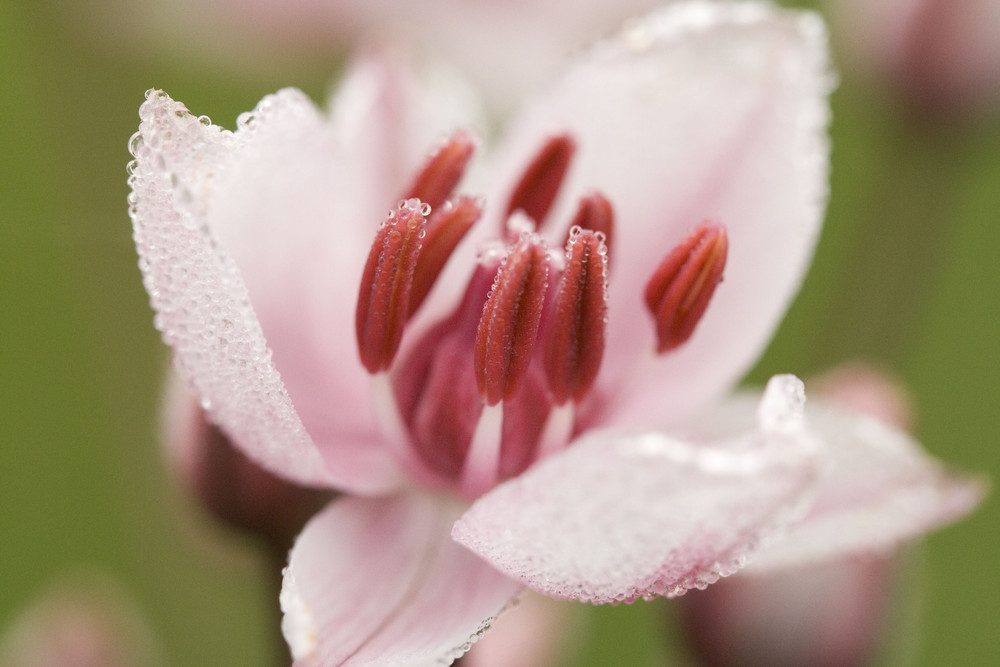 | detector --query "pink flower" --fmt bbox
[829,0,1000,117]
[128,2,982,664]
